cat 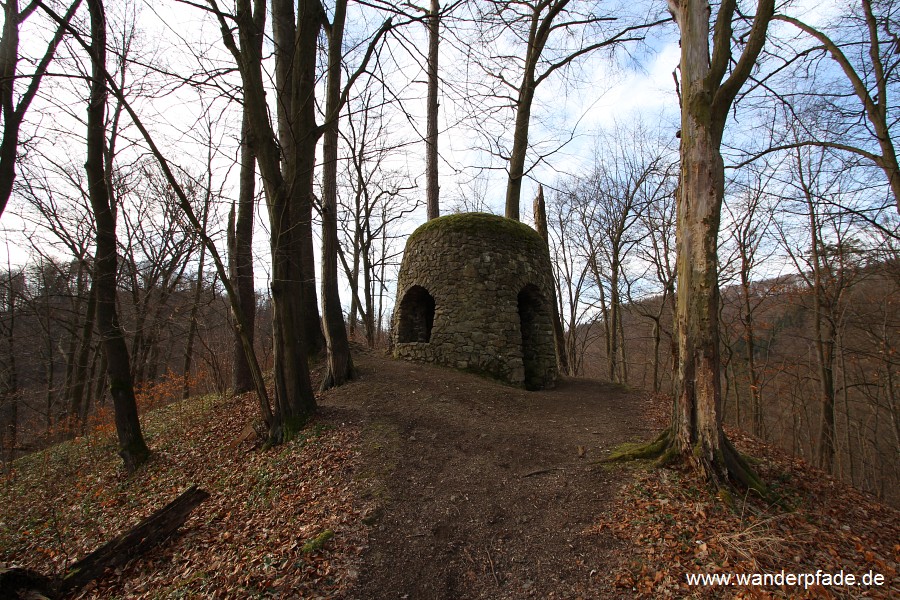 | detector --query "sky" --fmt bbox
[1,0,682,287]
[3,0,880,319]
